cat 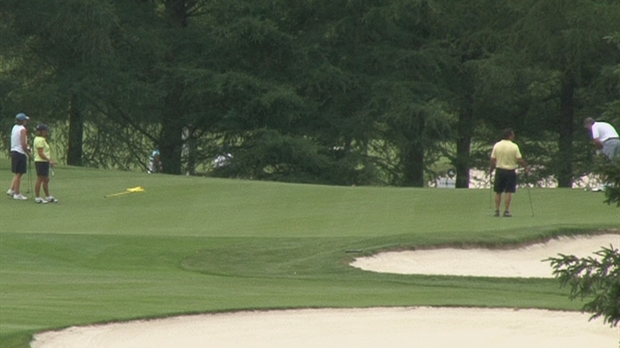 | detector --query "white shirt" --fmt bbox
[591,122,619,142]
[10,124,27,154]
